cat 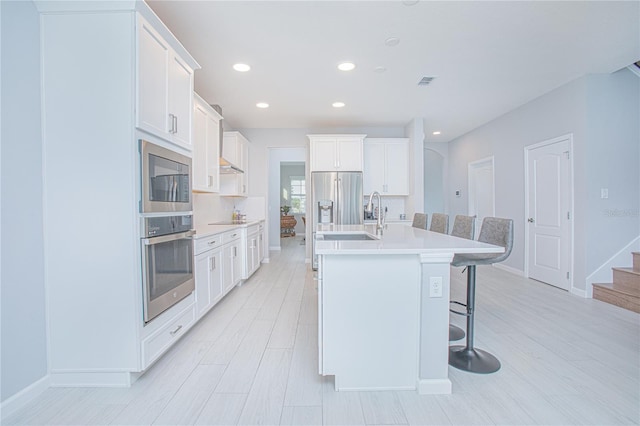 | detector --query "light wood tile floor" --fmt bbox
[5,236,640,425]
